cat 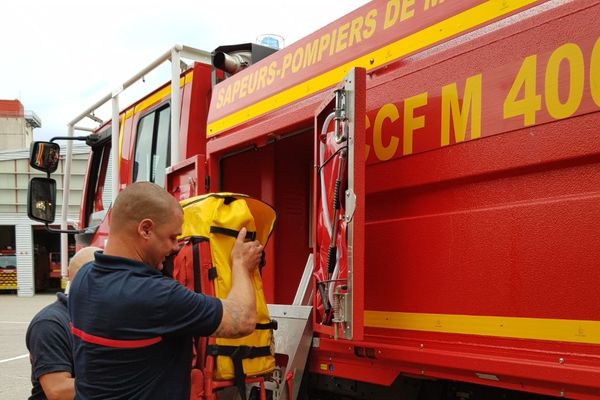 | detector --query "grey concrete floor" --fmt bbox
[0,292,56,400]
